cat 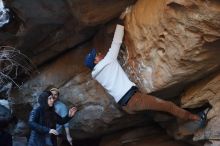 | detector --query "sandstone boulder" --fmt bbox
[123,0,220,97]
[1,0,134,65]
